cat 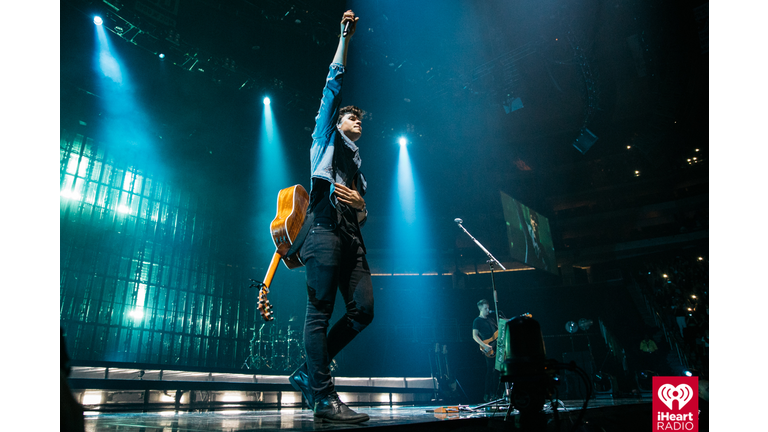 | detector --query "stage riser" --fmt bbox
[70,389,437,412]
